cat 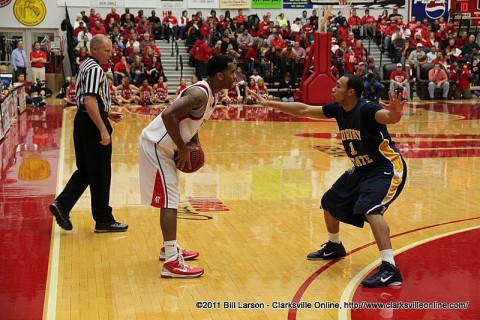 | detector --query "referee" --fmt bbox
[49,34,128,233]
